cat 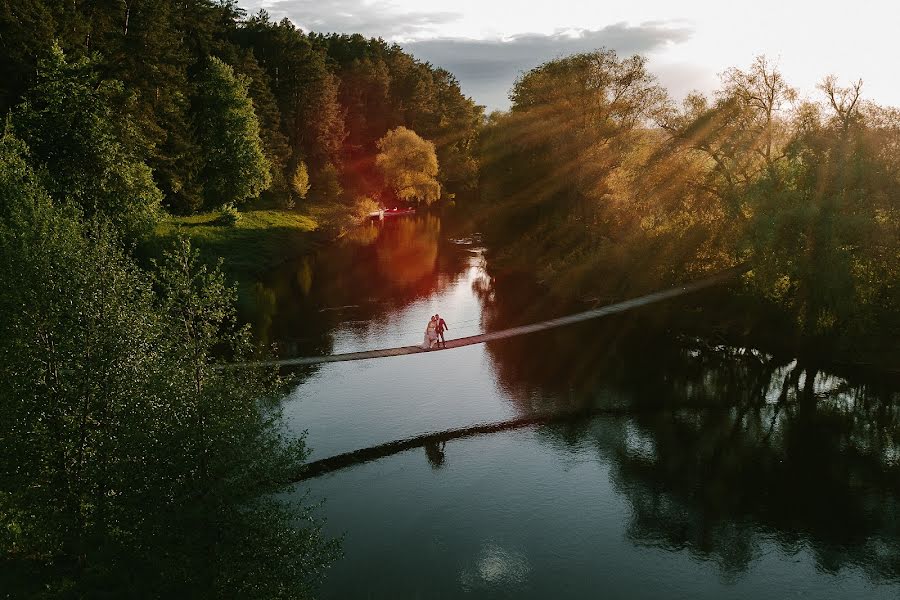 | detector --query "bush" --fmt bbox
[217,203,242,225]
[351,196,381,223]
